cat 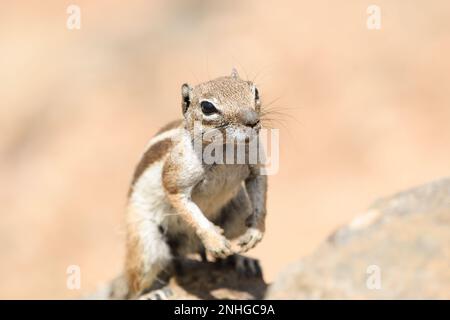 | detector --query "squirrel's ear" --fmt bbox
[253,85,261,113]
[231,68,239,79]
[181,83,191,114]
